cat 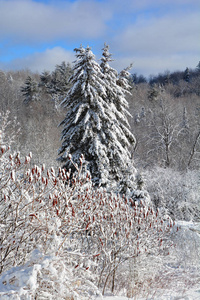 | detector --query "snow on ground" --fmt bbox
[99,289,200,300]
[98,221,200,300]
[0,222,199,299]
[176,220,200,233]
